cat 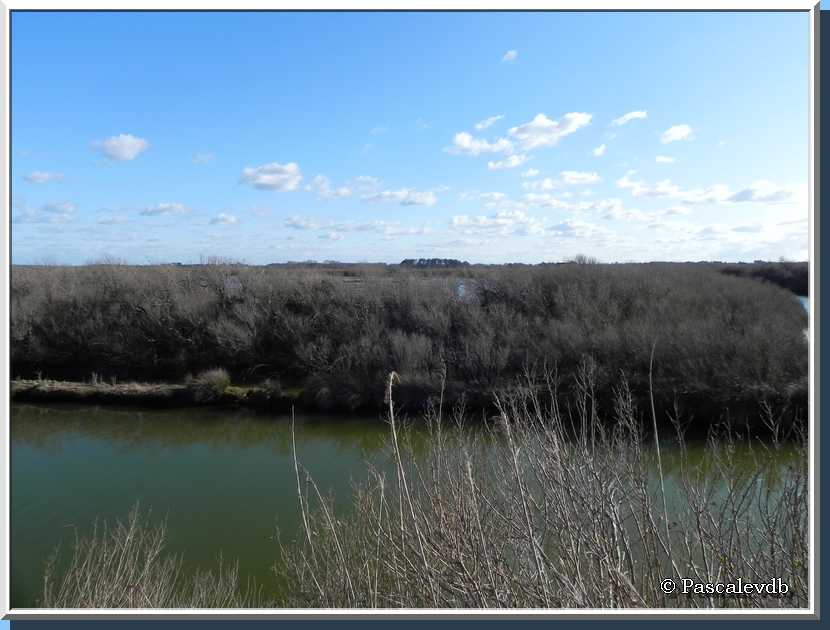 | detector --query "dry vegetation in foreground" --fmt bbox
[41,371,808,609]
